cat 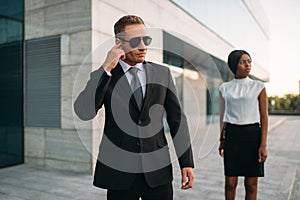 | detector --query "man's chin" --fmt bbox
[135,58,145,63]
